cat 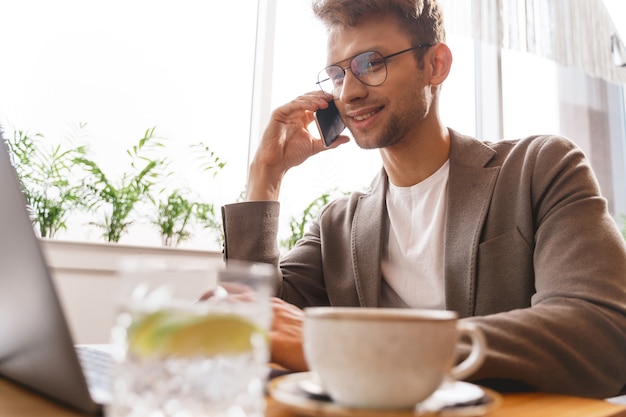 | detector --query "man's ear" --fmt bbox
[429,43,453,86]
